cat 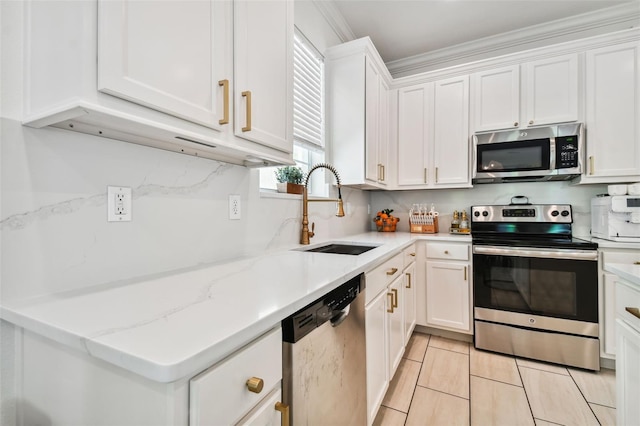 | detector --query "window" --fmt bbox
[260,28,326,196]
